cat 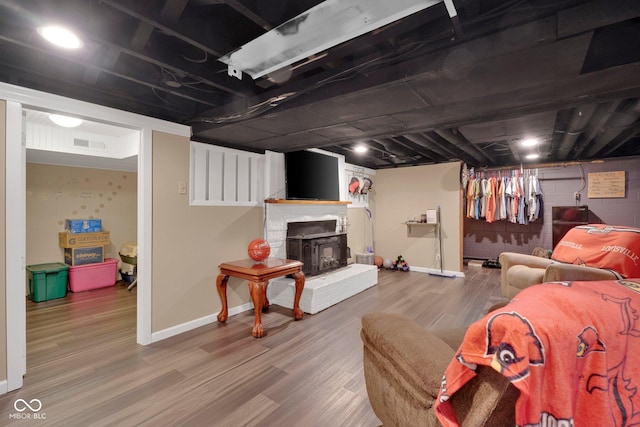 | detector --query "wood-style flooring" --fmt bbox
[0,266,504,426]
